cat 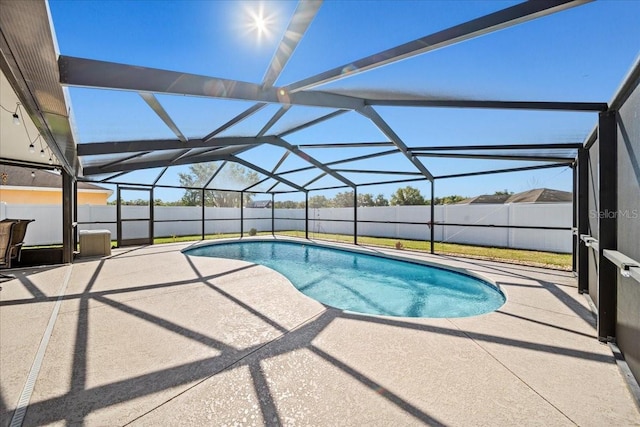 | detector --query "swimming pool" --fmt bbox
[184,240,505,318]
